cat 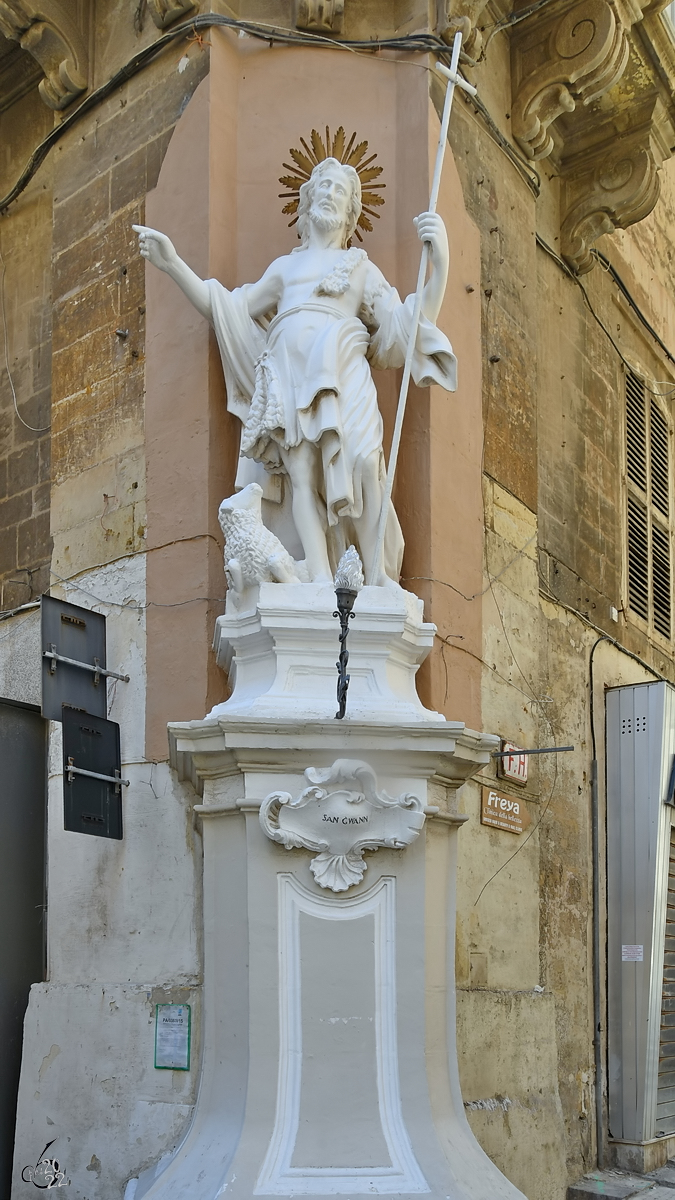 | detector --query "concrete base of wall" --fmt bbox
[609,1138,675,1174]
[568,1162,675,1198]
